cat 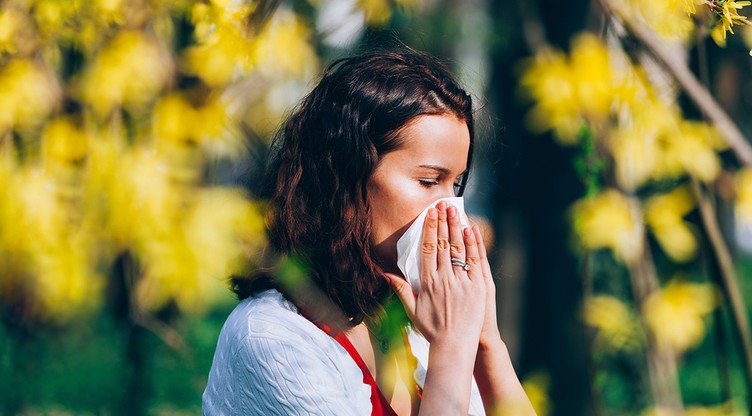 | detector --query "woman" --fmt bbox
[203,47,534,415]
